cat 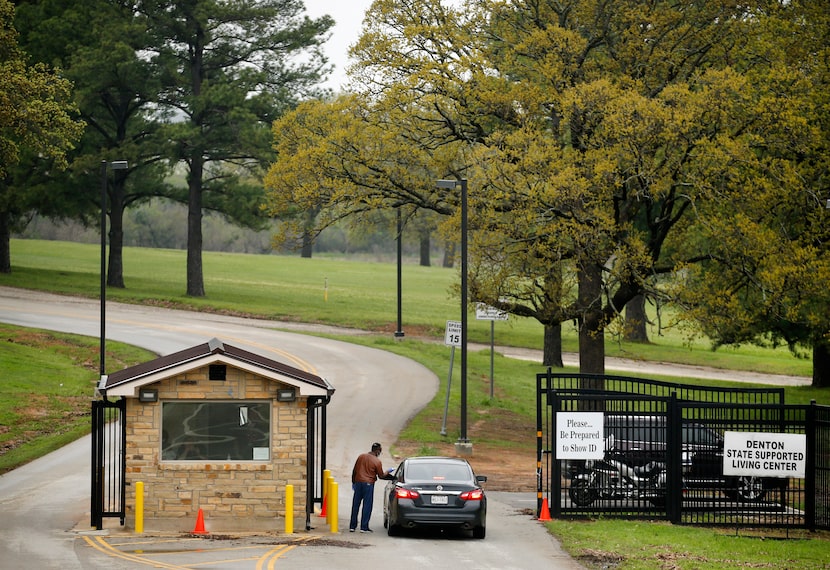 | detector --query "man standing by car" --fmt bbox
[350,442,394,532]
